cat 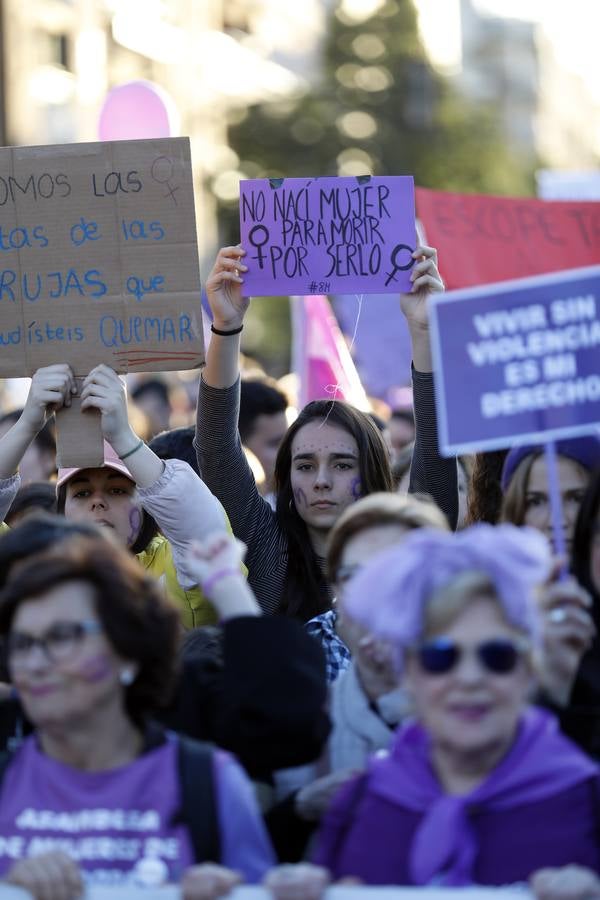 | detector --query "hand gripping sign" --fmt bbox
[239,175,416,297]
[0,137,204,465]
